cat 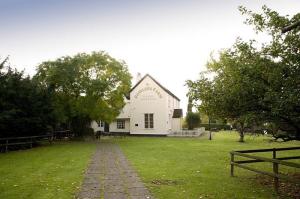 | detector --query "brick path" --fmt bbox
[76,142,152,199]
